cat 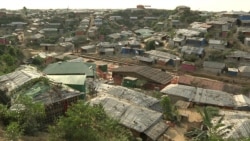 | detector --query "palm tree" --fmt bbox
[22,6,28,16]
[185,106,231,141]
[160,96,180,123]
